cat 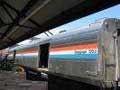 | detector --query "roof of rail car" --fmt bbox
[9,18,109,51]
